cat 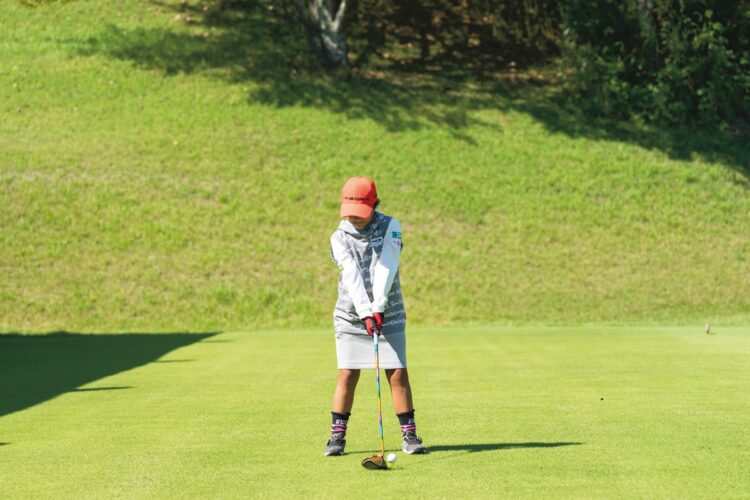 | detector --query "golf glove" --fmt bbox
[373,312,384,331]
[364,316,381,337]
